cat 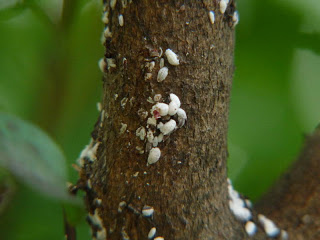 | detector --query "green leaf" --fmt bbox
[0,1,27,21]
[0,112,71,202]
